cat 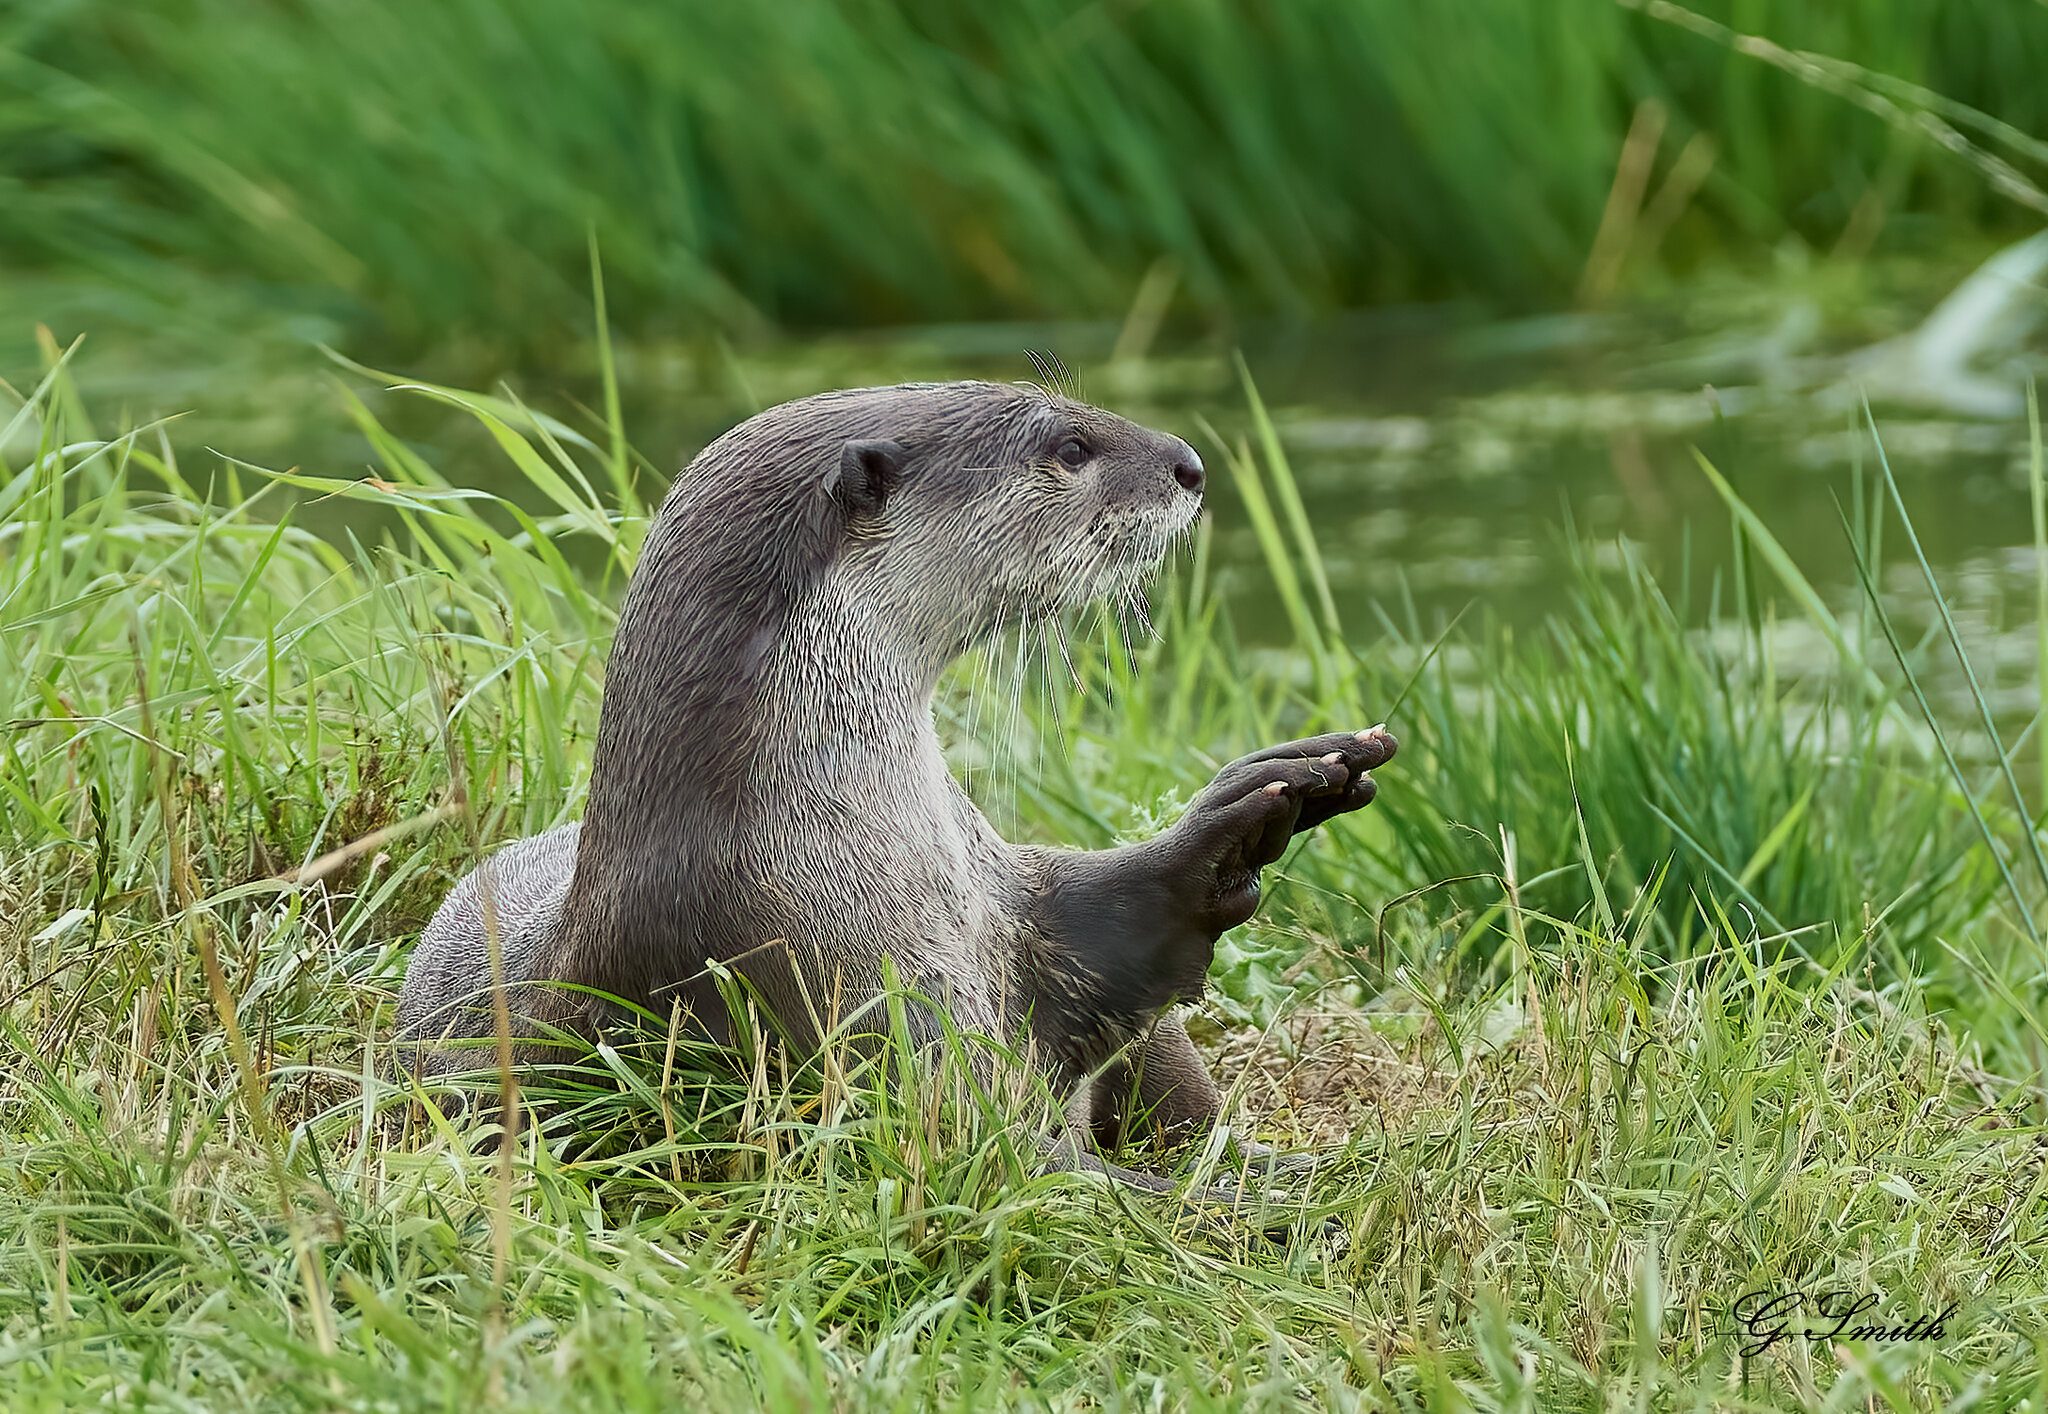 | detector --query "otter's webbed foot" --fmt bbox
[1233,1134,1323,1181]
[1036,1101,1294,1241]
[1162,726,1399,932]
[1035,1115,1335,1243]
